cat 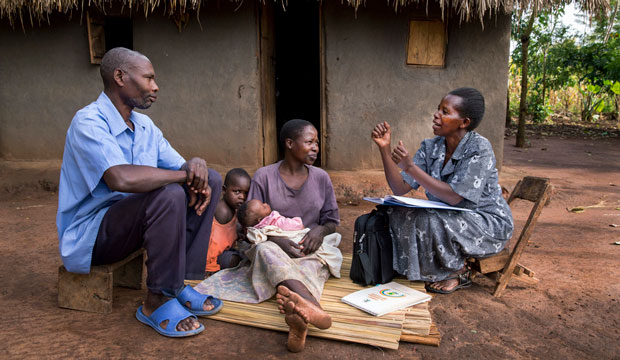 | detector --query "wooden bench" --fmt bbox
[58,248,146,314]
[468,176,552,297]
